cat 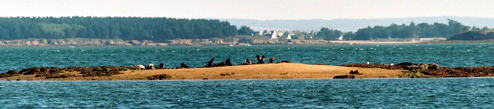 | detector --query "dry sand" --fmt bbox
[2,63,404,81]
